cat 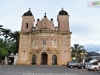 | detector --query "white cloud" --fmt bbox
[69,6,100,46]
